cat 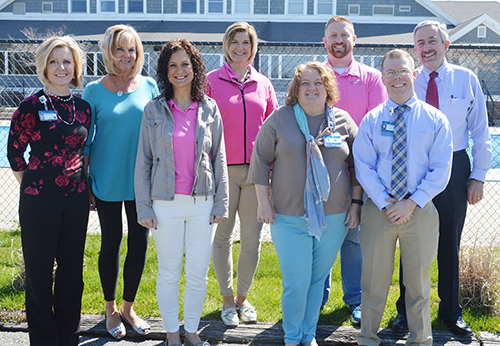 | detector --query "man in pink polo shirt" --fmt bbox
[321,15,387,324]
